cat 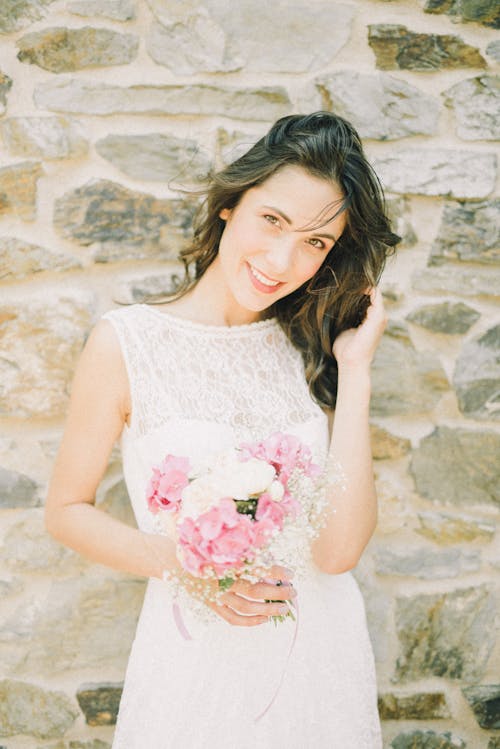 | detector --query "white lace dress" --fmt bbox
[102,304,381,749]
